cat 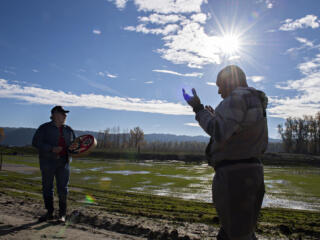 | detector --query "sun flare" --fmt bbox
[218,34,241,55]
